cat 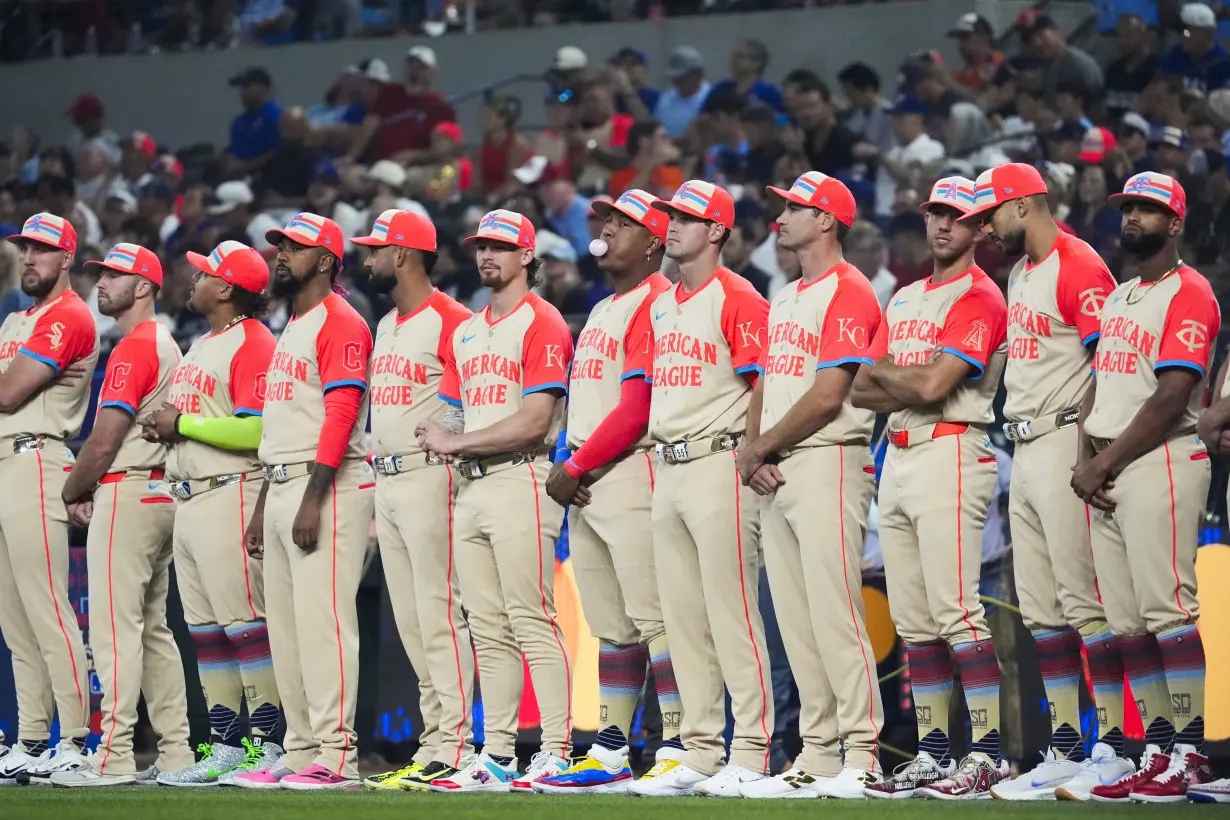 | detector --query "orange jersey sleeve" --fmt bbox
[317,302,373,393]
[522,303,573,395]
[19,295,95,374]
[816,275,882,369]
[435,303,471,407]
[1055,238,1116,346]
[621,289,659,381]
[938,274,1008,378]
[99,329,159,415]
[228,321,277,416]
[718,275,770,375]
[1156,274,1222,375]
[868,308,890,360]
